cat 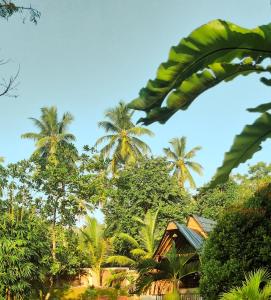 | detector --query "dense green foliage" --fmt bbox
[220,269,271,300]
[128,19,271,186]
[0,209,50,299]
[194,180,240,220]
[103,157,192,255]
[200,183,271,300]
